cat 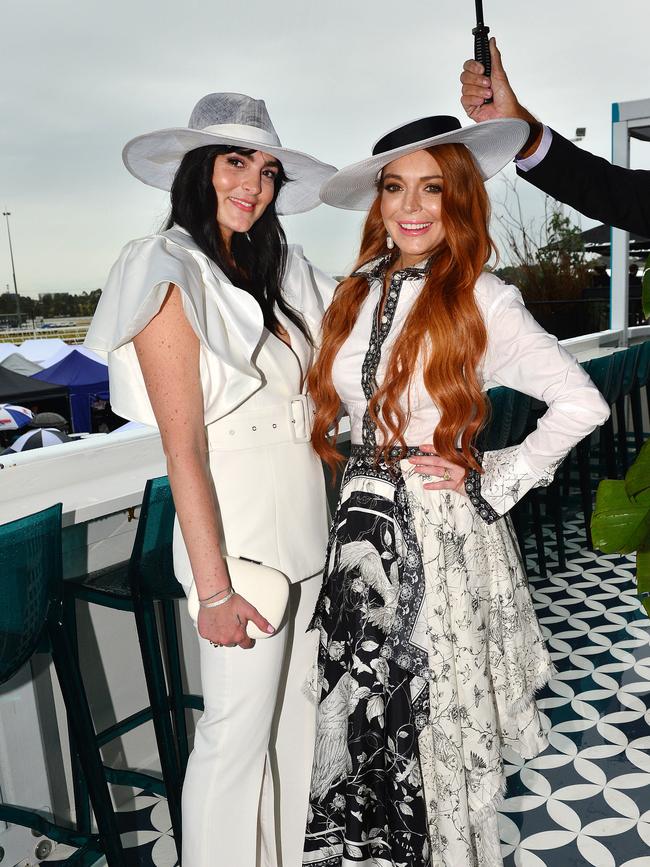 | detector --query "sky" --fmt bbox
[1,0,649,298]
